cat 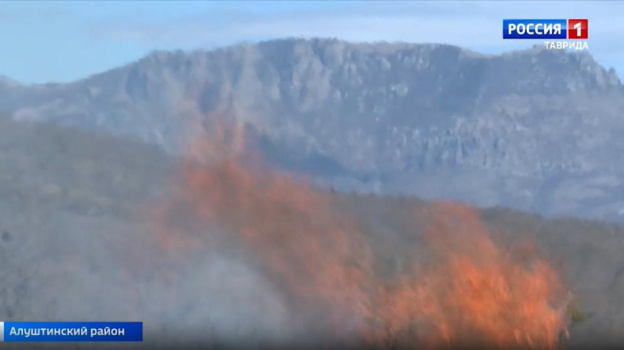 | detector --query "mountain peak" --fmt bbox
[2,39,624,221]
[135,38,620,94]
[0,74,21,88]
